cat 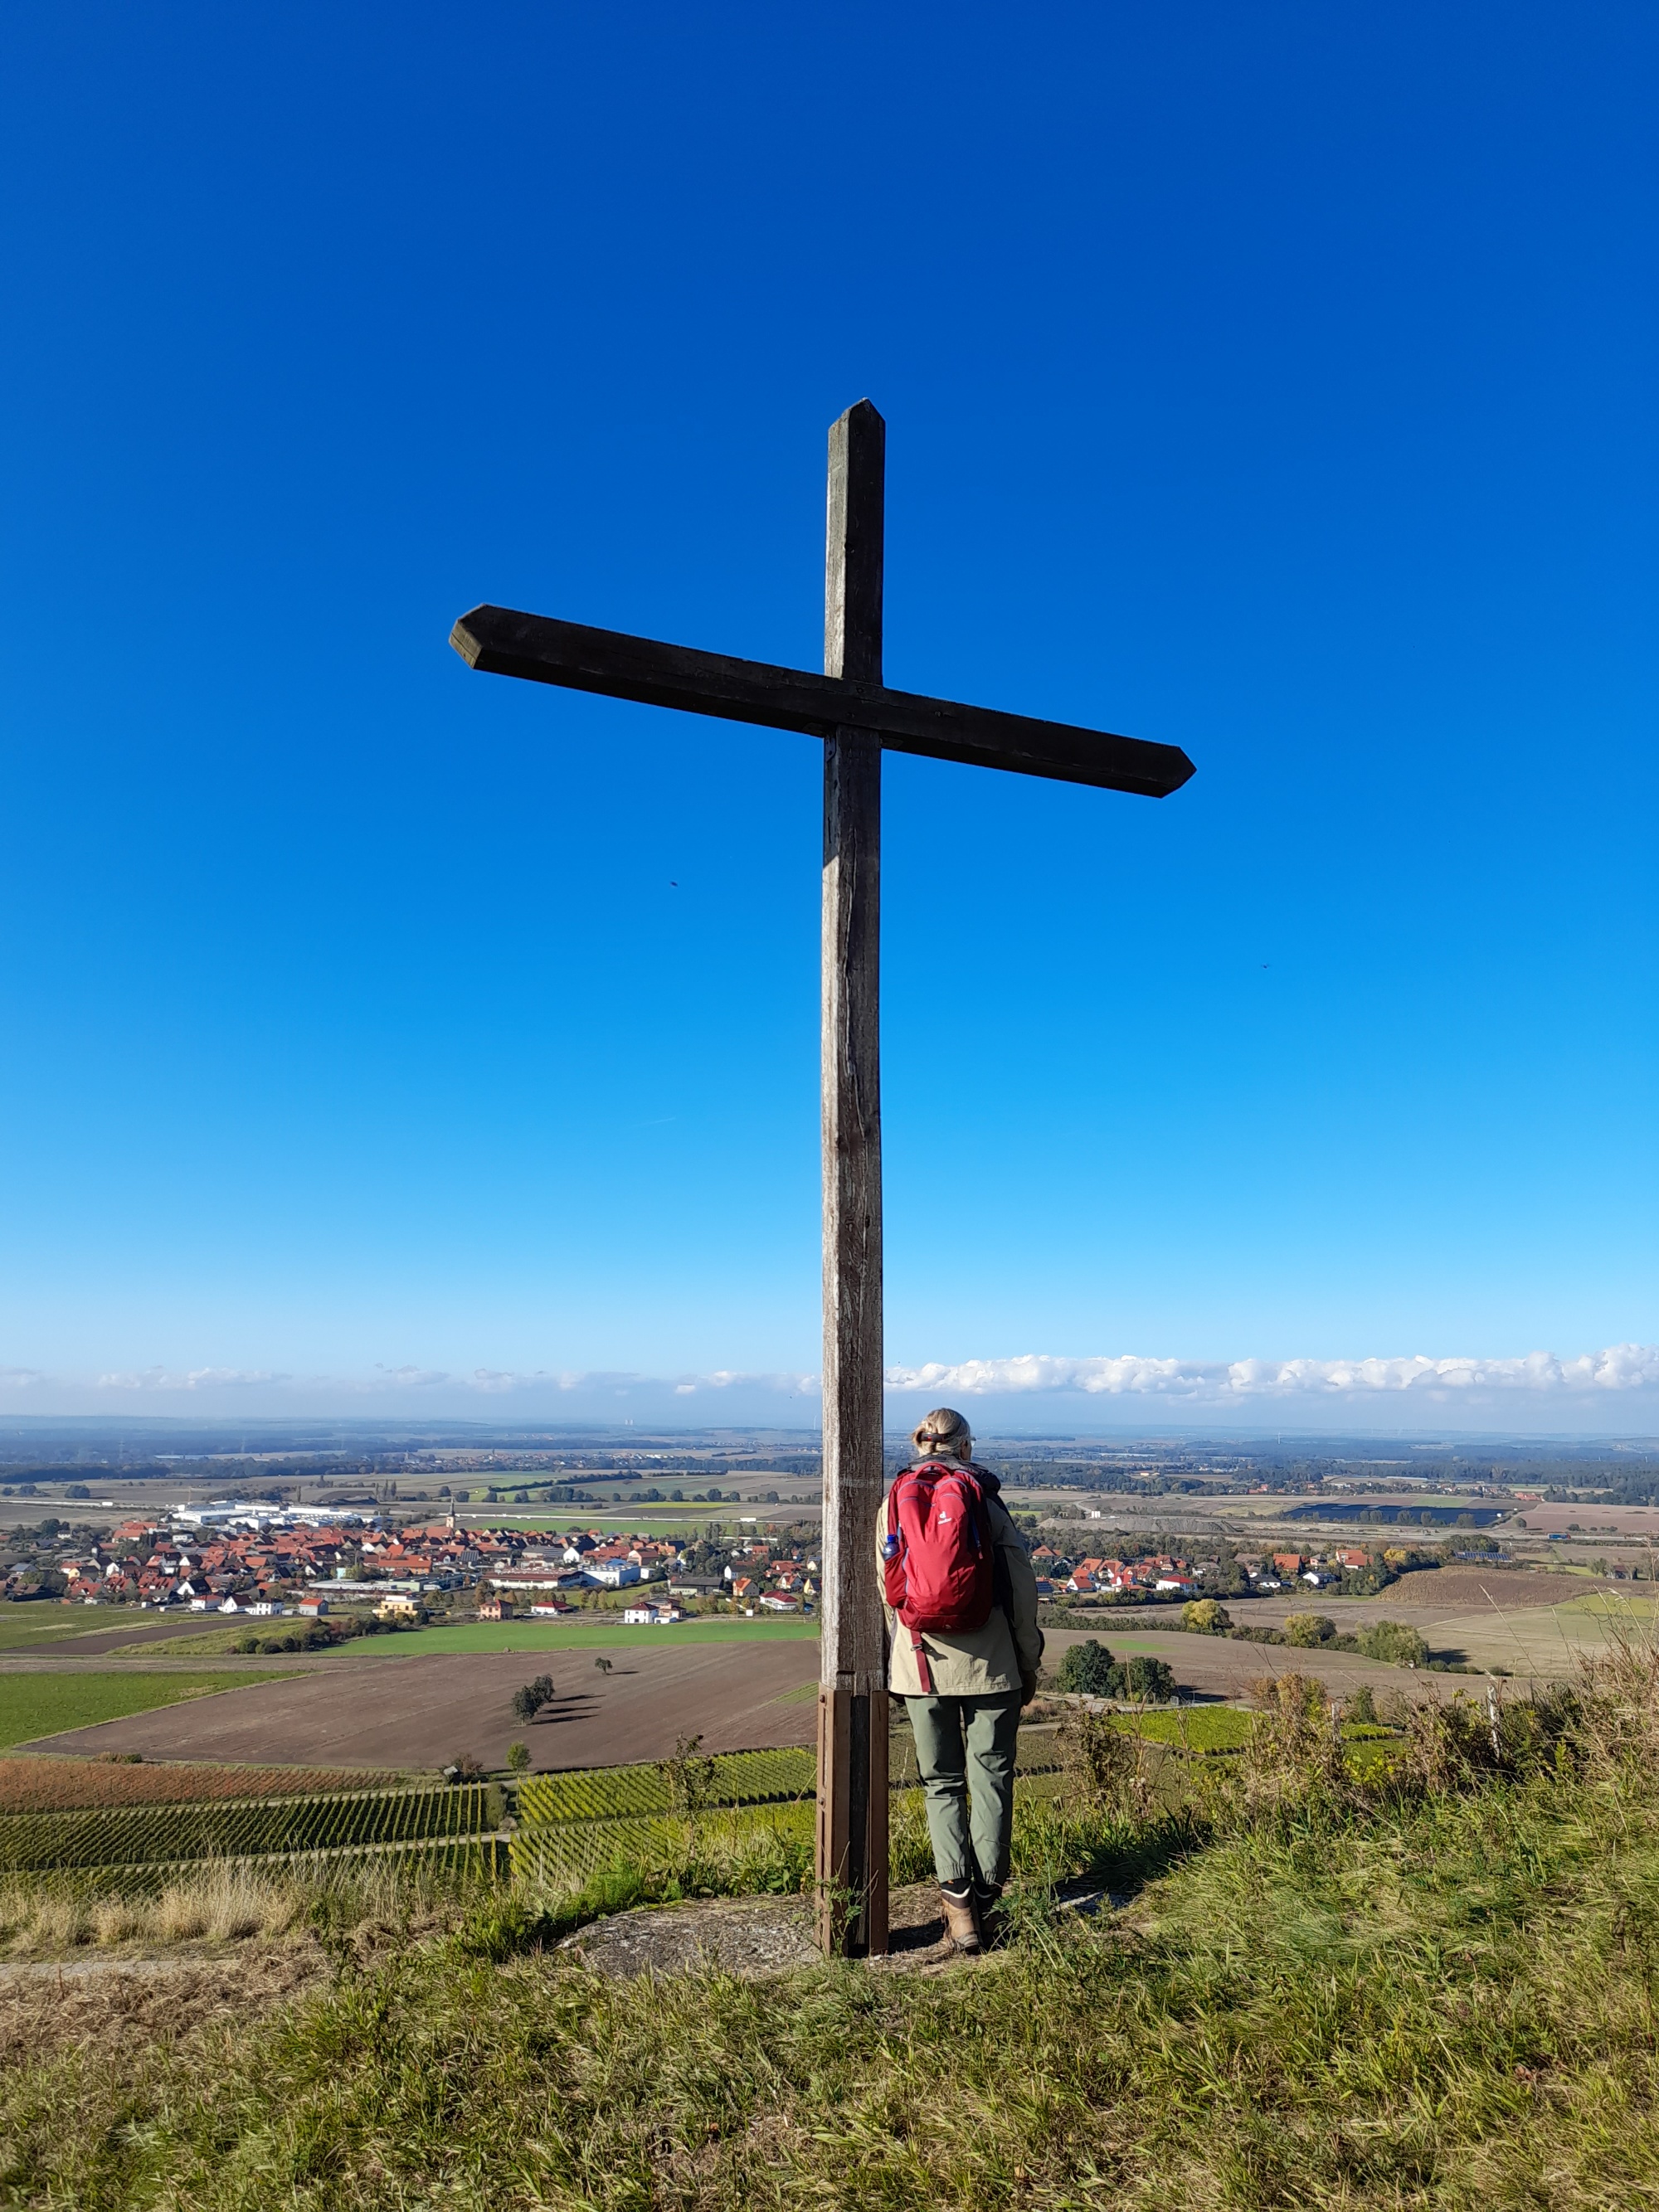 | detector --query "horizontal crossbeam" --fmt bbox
[450,605,1194,800]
